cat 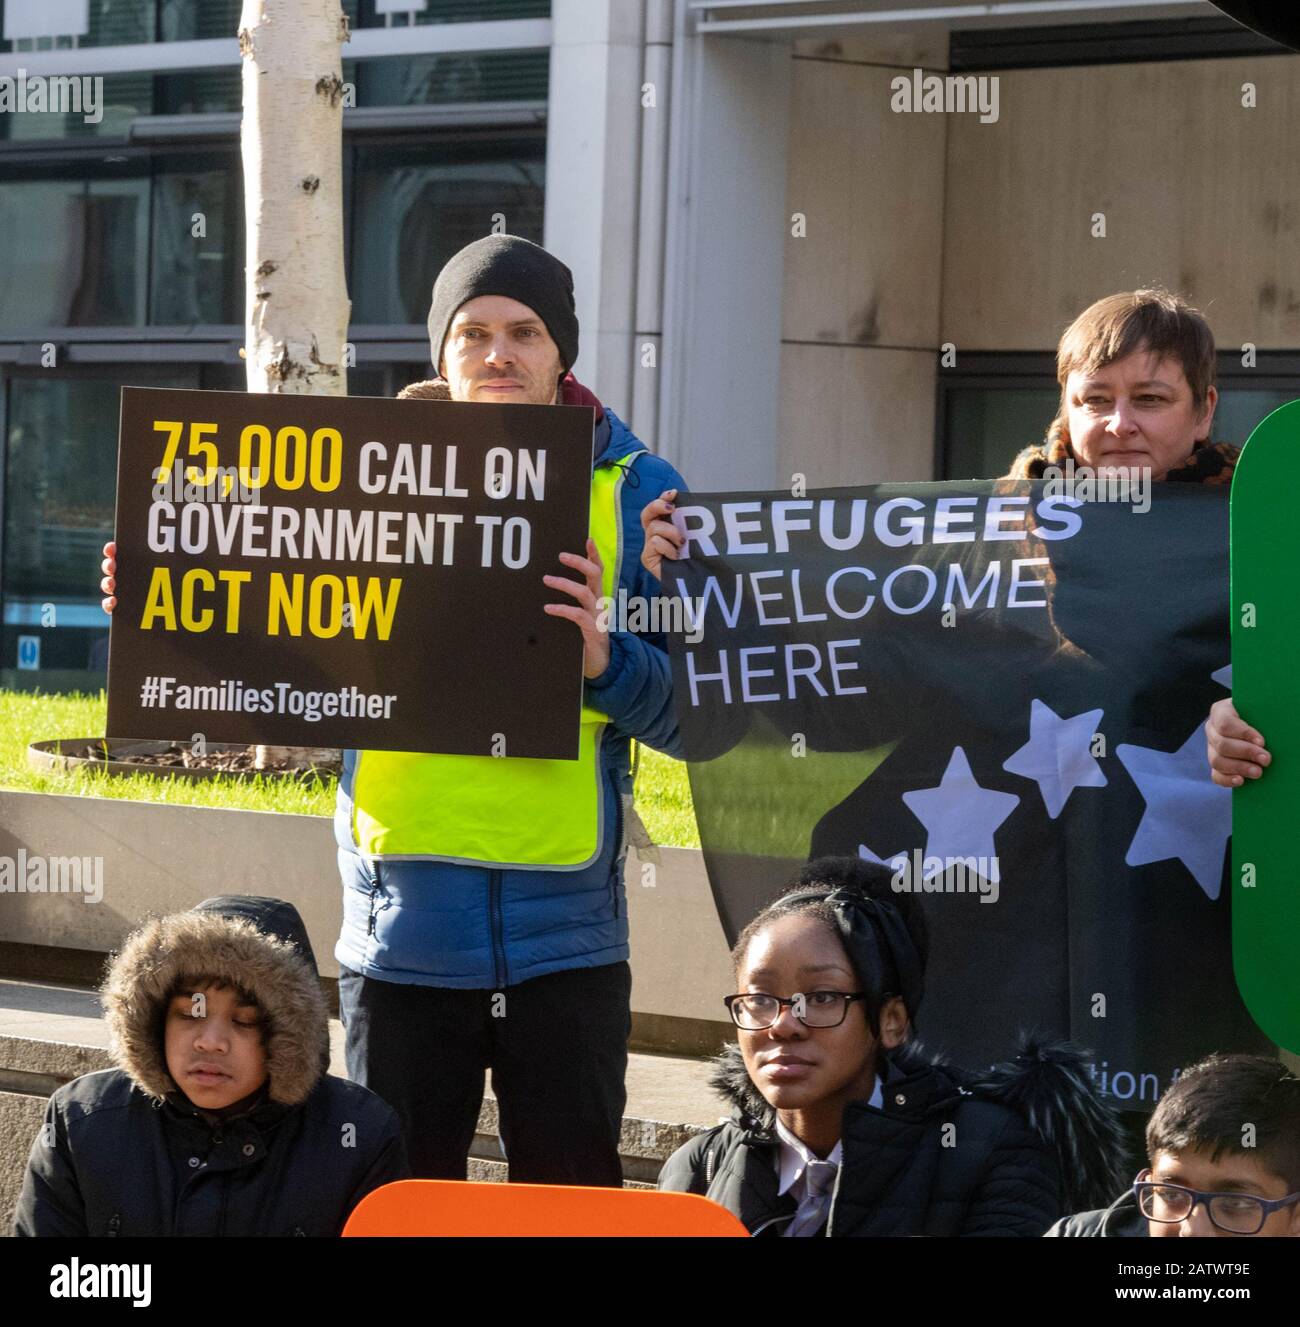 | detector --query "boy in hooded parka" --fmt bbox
[14,896,408,1237]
